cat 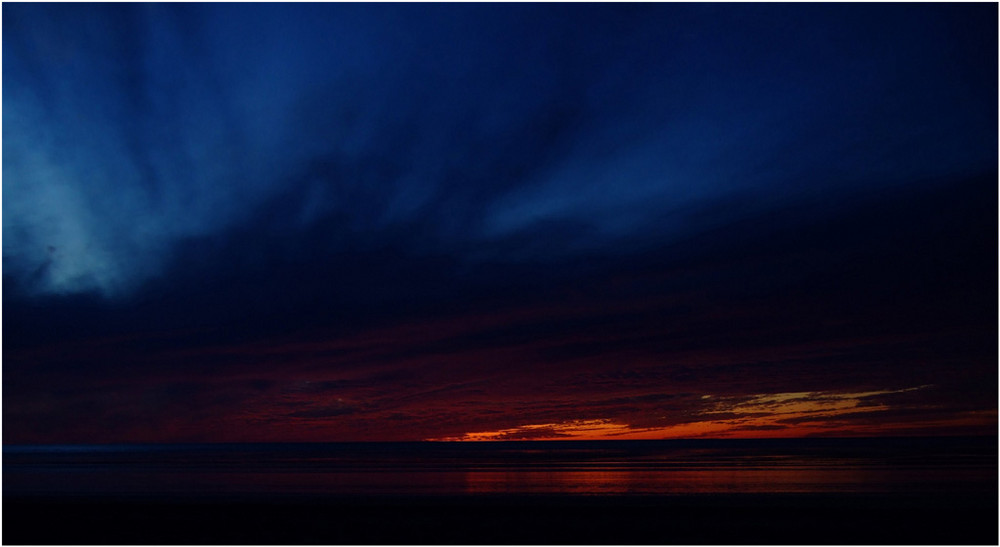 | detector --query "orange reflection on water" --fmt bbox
[462,465,876,495]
